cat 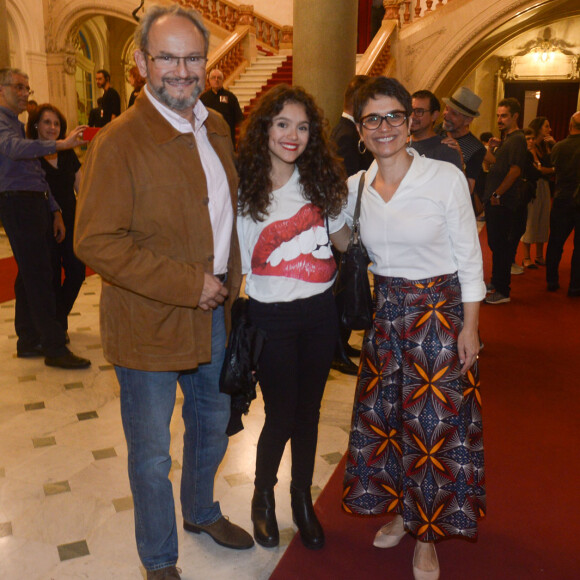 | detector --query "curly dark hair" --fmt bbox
[26,103,67,140]
[237,84,347,222]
